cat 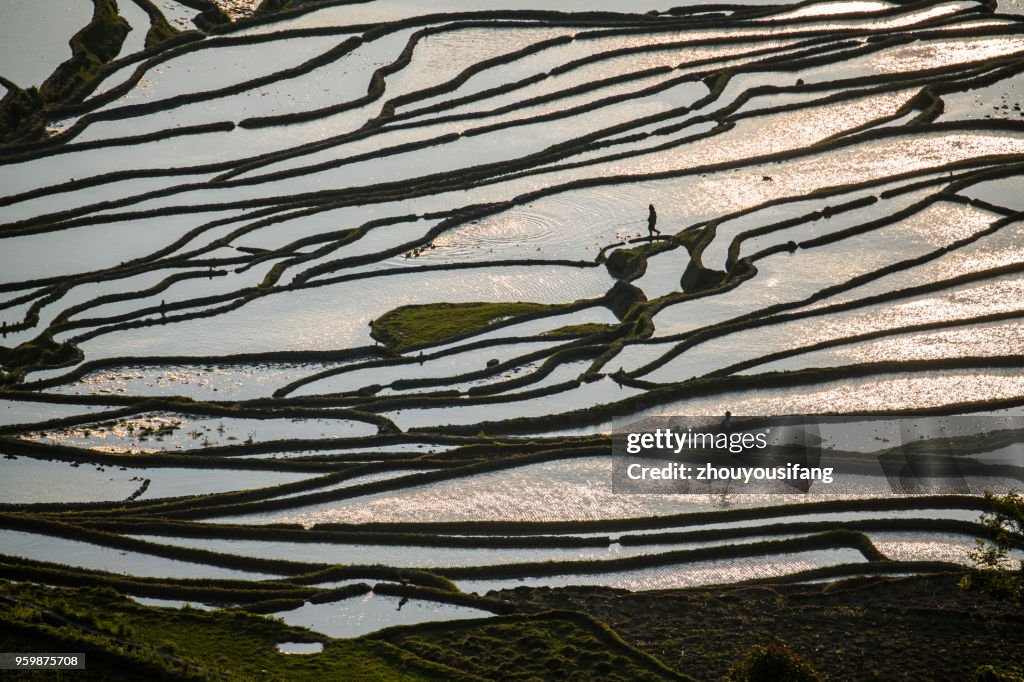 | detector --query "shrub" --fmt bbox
[960,490,1024,604]
[723,644,821,682]
[976,664,1024,682]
